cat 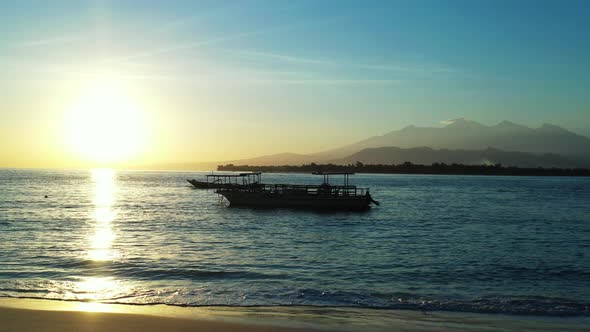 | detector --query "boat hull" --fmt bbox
[187,179,238,189]
[217,190,372,210]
